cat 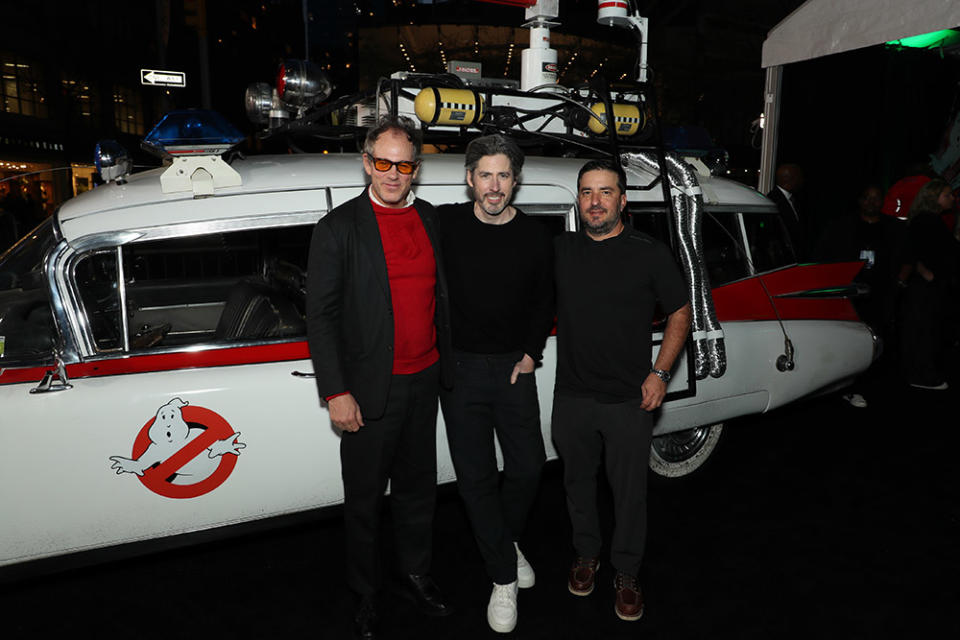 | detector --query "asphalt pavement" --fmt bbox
[4,368,958,639]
